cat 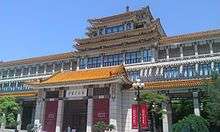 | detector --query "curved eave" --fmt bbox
[29,75,131,89]
[0,91,38,97]
[143,79,211,90]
